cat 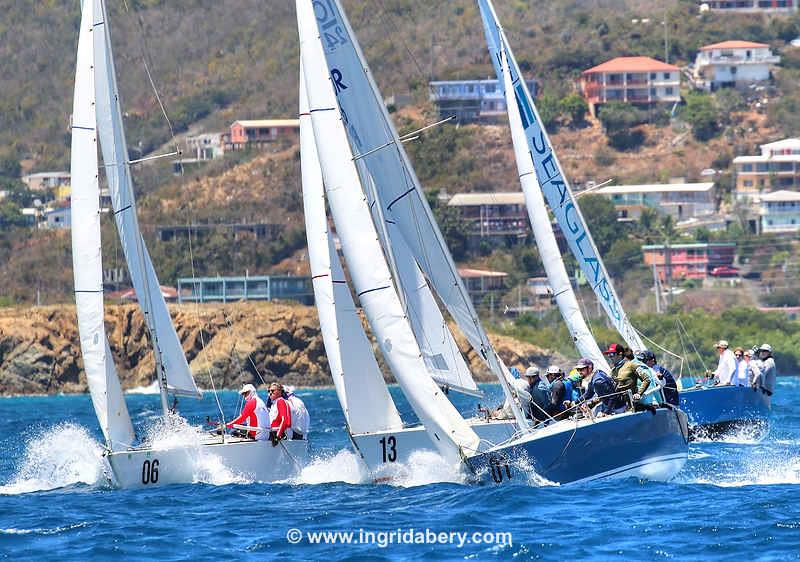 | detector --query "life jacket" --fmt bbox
[562,379,577,405]
[286,393,310,438]
[530,377,551,409]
